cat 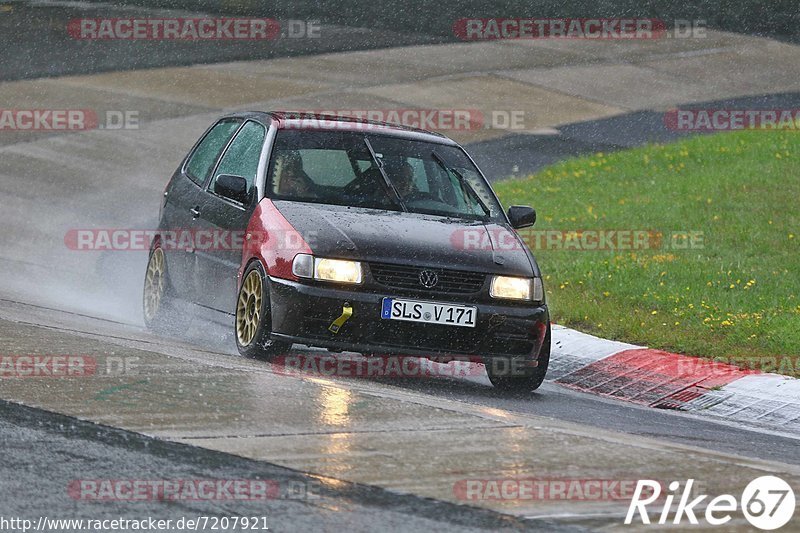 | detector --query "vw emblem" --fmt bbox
[418,269,438,289]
